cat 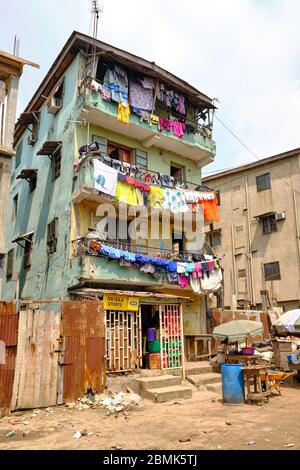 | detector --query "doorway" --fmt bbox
[141,304,161,369]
